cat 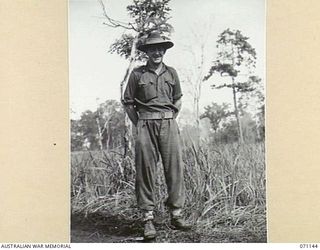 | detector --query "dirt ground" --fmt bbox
[71,212,267,243]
